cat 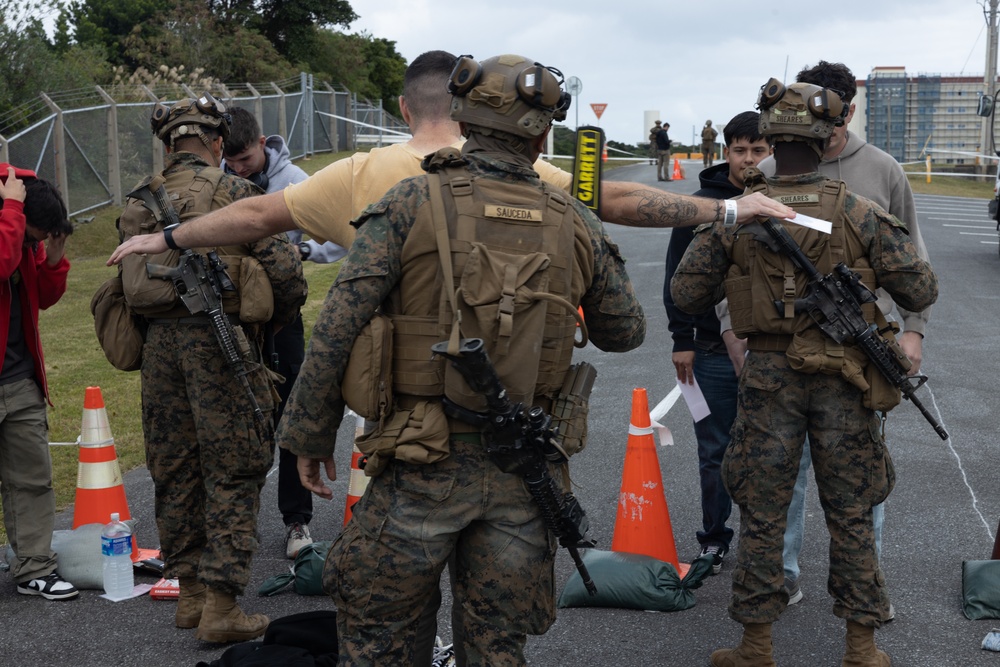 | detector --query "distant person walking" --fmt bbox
[702,120,719,167]
[649,119,662,165]
[656,121,673,181]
